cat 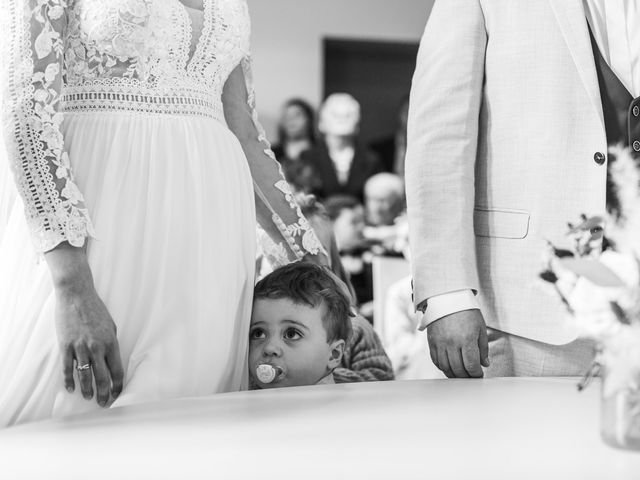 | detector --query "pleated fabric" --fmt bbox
[0,132,17,244]
[0,112,256,427]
